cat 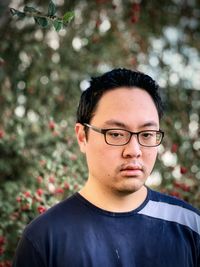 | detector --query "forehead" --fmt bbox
[91,87,159,127]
